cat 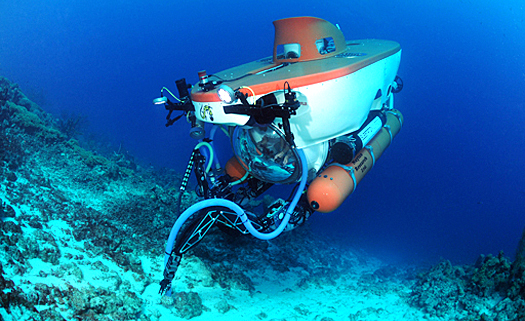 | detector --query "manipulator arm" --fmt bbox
[153,78,195,127]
